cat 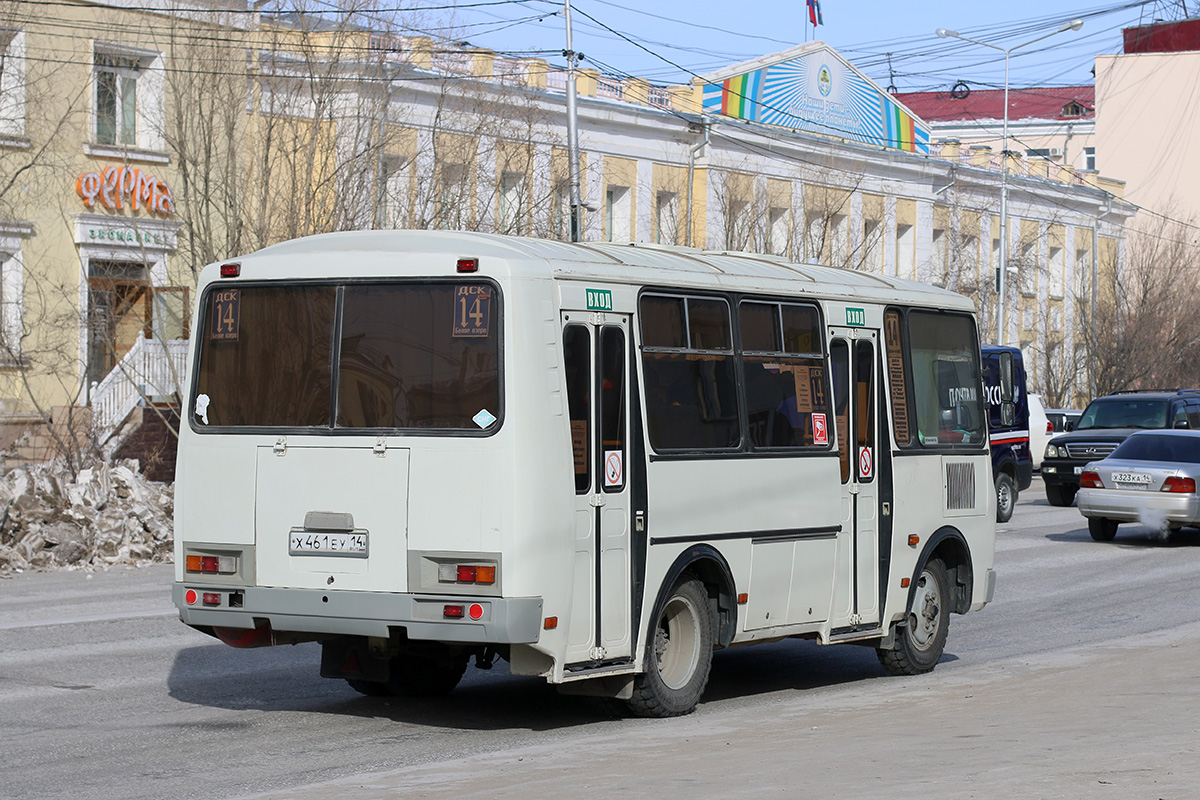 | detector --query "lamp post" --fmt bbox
[936,19,1083,346]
